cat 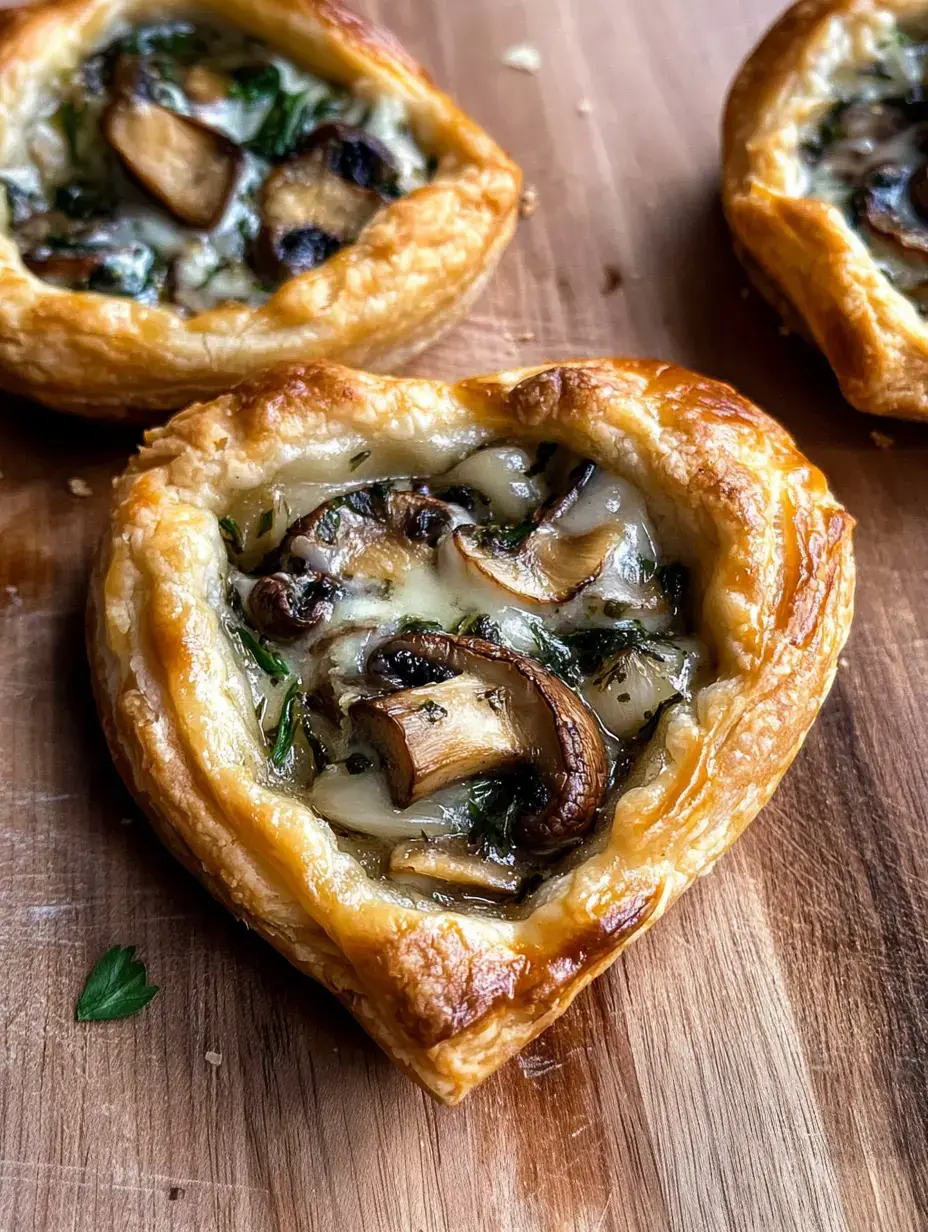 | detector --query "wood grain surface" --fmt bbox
[1,1,926,1229]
